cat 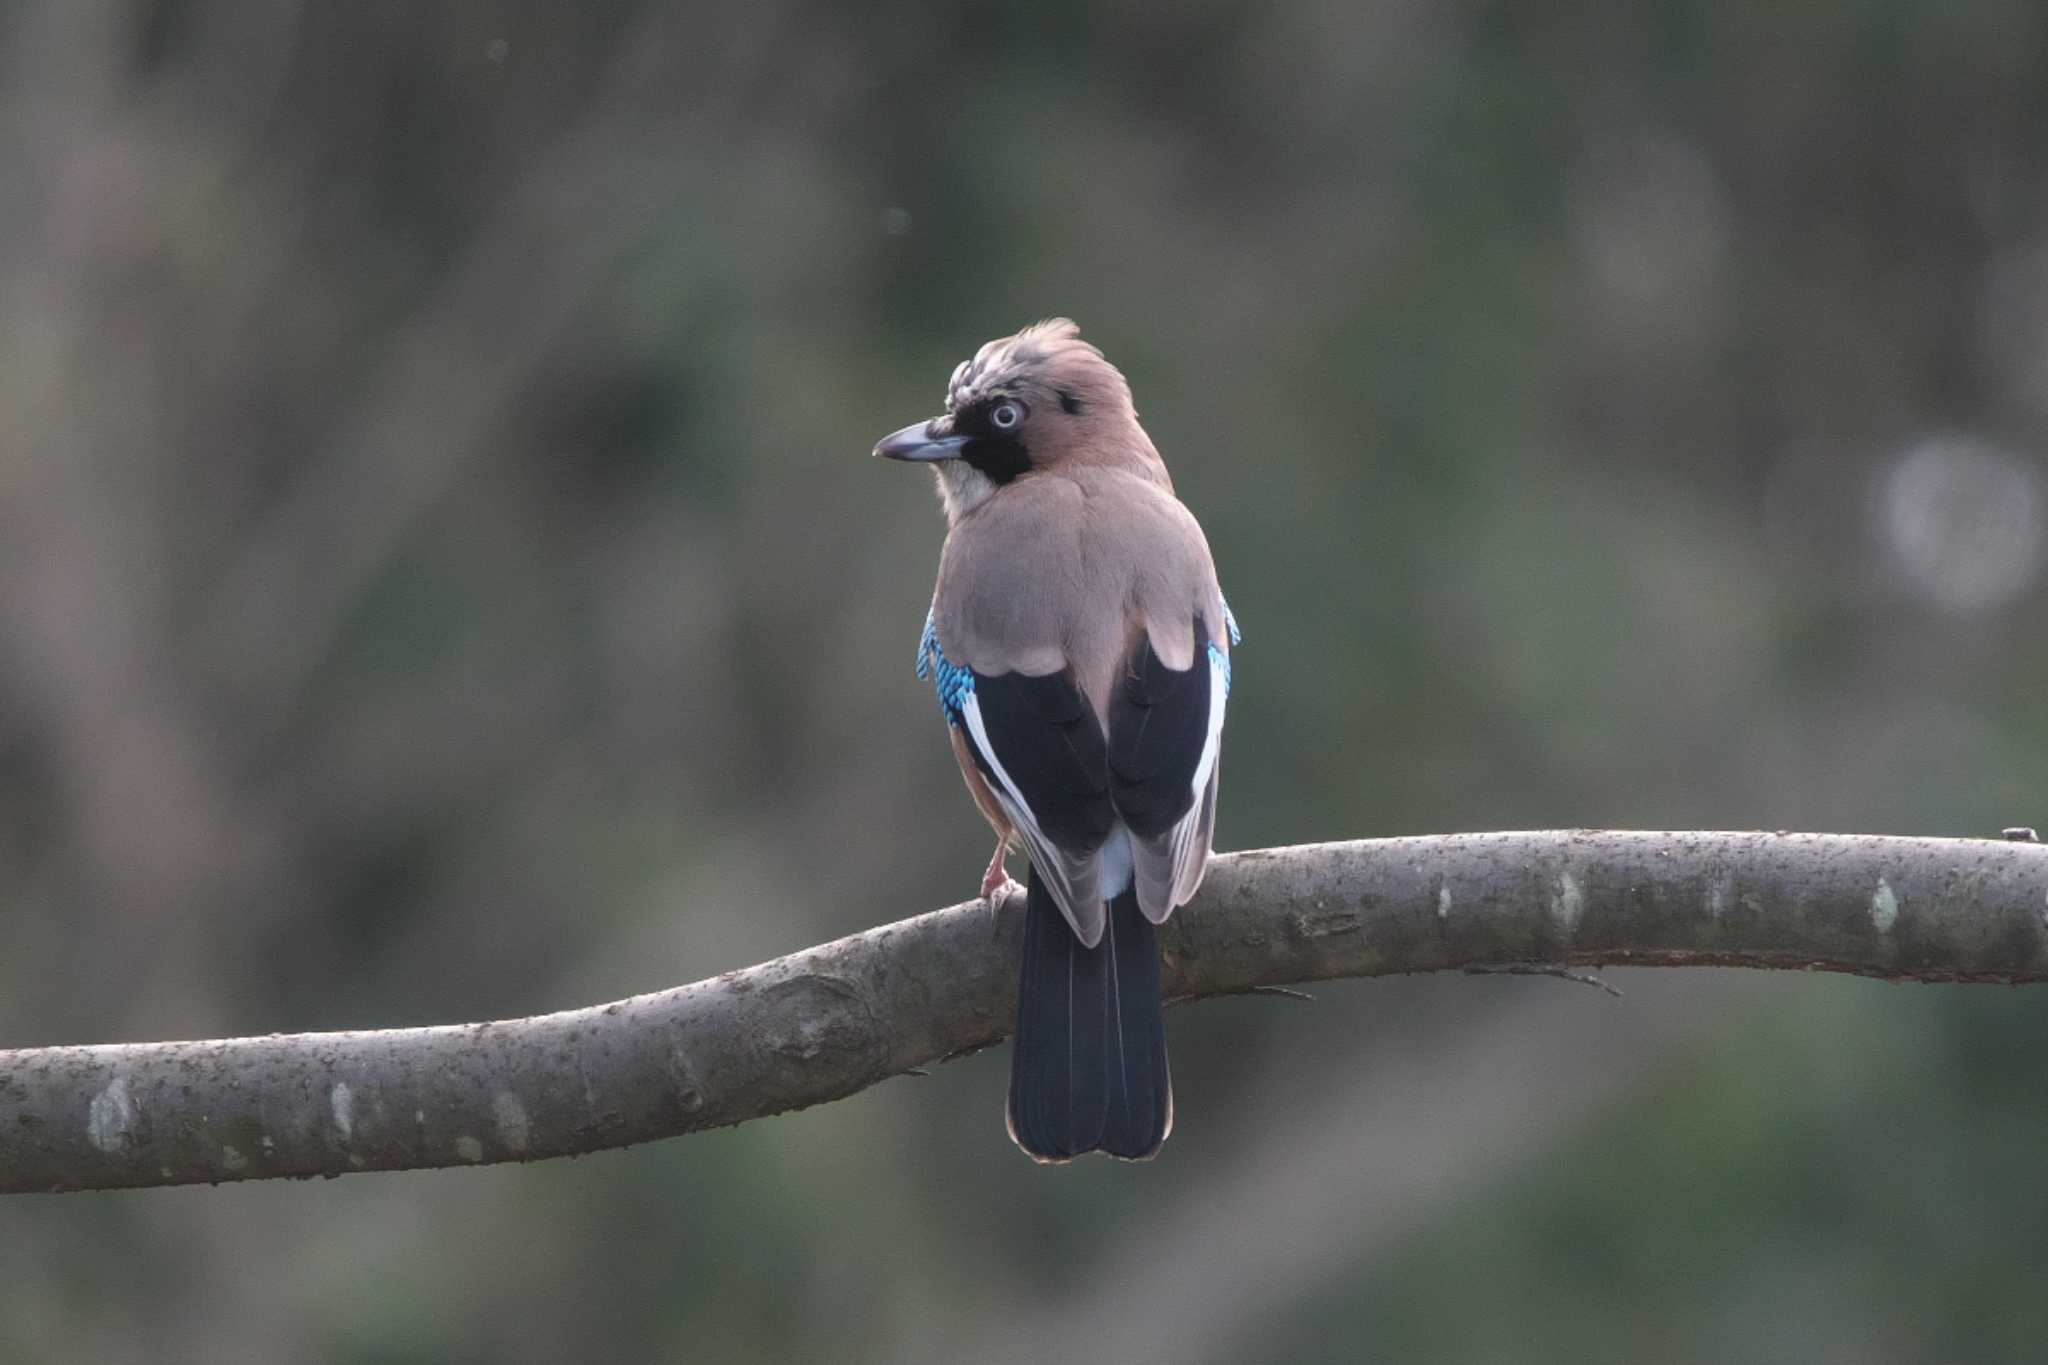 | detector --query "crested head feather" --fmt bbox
[938,319,1164,493]
[946,318,1135,424]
